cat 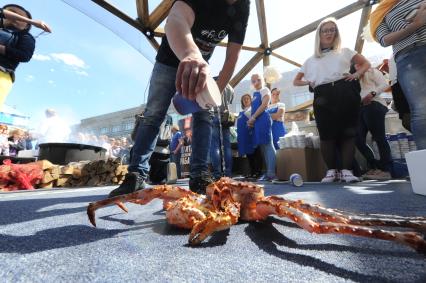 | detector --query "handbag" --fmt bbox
[218,84,236,128]
[220,110,236,128]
